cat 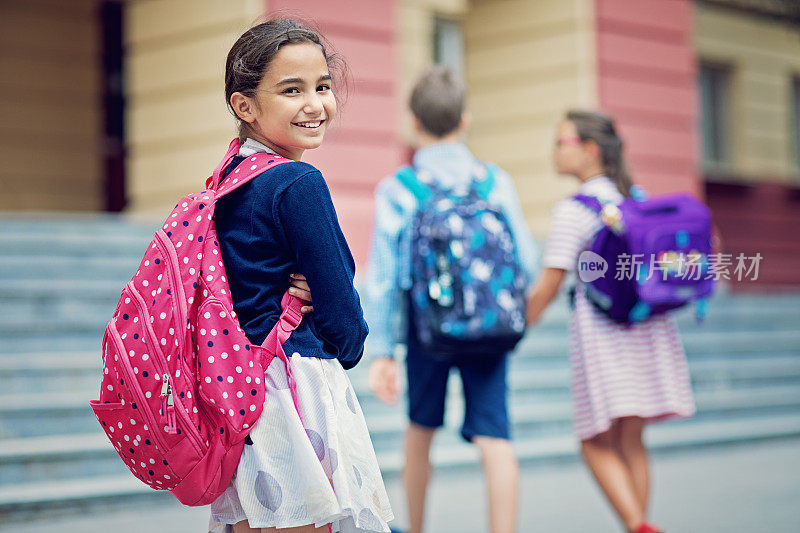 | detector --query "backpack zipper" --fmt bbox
[127,283,203,454]
[154,230,187,359]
